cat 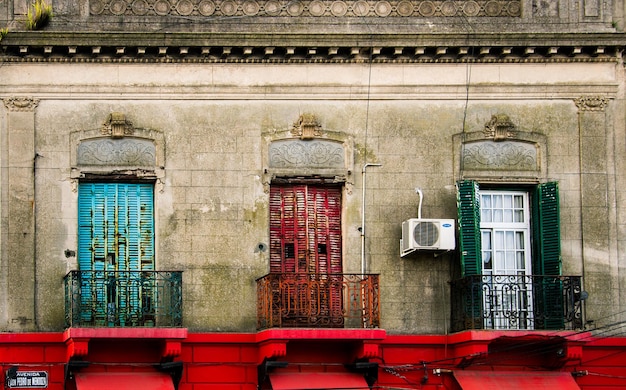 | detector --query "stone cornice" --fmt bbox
[1,32,623,63]
[3,31,626,46]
